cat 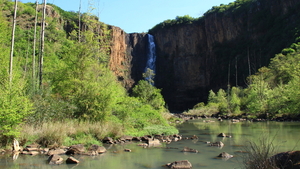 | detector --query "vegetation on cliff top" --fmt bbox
[185,41,300,119]
[0,0,178,148]
[148,0,254,34]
